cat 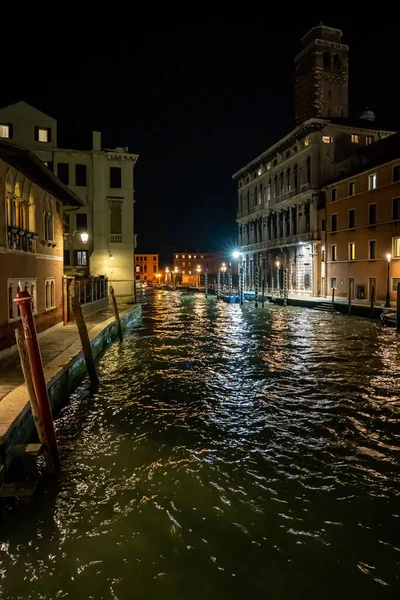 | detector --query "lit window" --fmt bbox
[365,136,373,146]
[76,250,88,266]
[266,162,271,171]
[0,124,10,138]
[348,242,355,260]
[349,182,355,196]
[304,137,311,147]
[182,270,186,274]
[351,134,359,143]
[322,136,333,143]
[393,237,400,258]
[188,255,192,259]
[257,168,262,176]
[176,254,179,259]
[182,262,186,266]
[201,255,204,258]
[194,255,197,258]
[369,173,377,190]
[331,245,337,261]
[38,128,48,142]
[45,277,56,310]
[182,255,185,259]
[189,271,192,275]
